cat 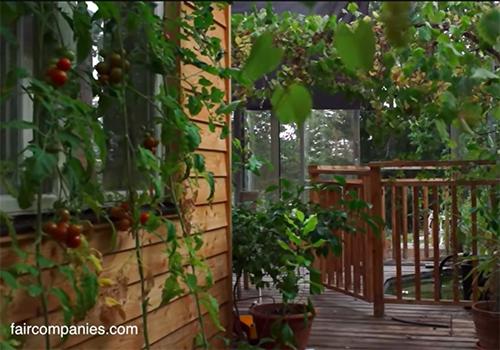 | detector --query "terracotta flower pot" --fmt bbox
[472,301,500,350]
[250,303,315,350]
